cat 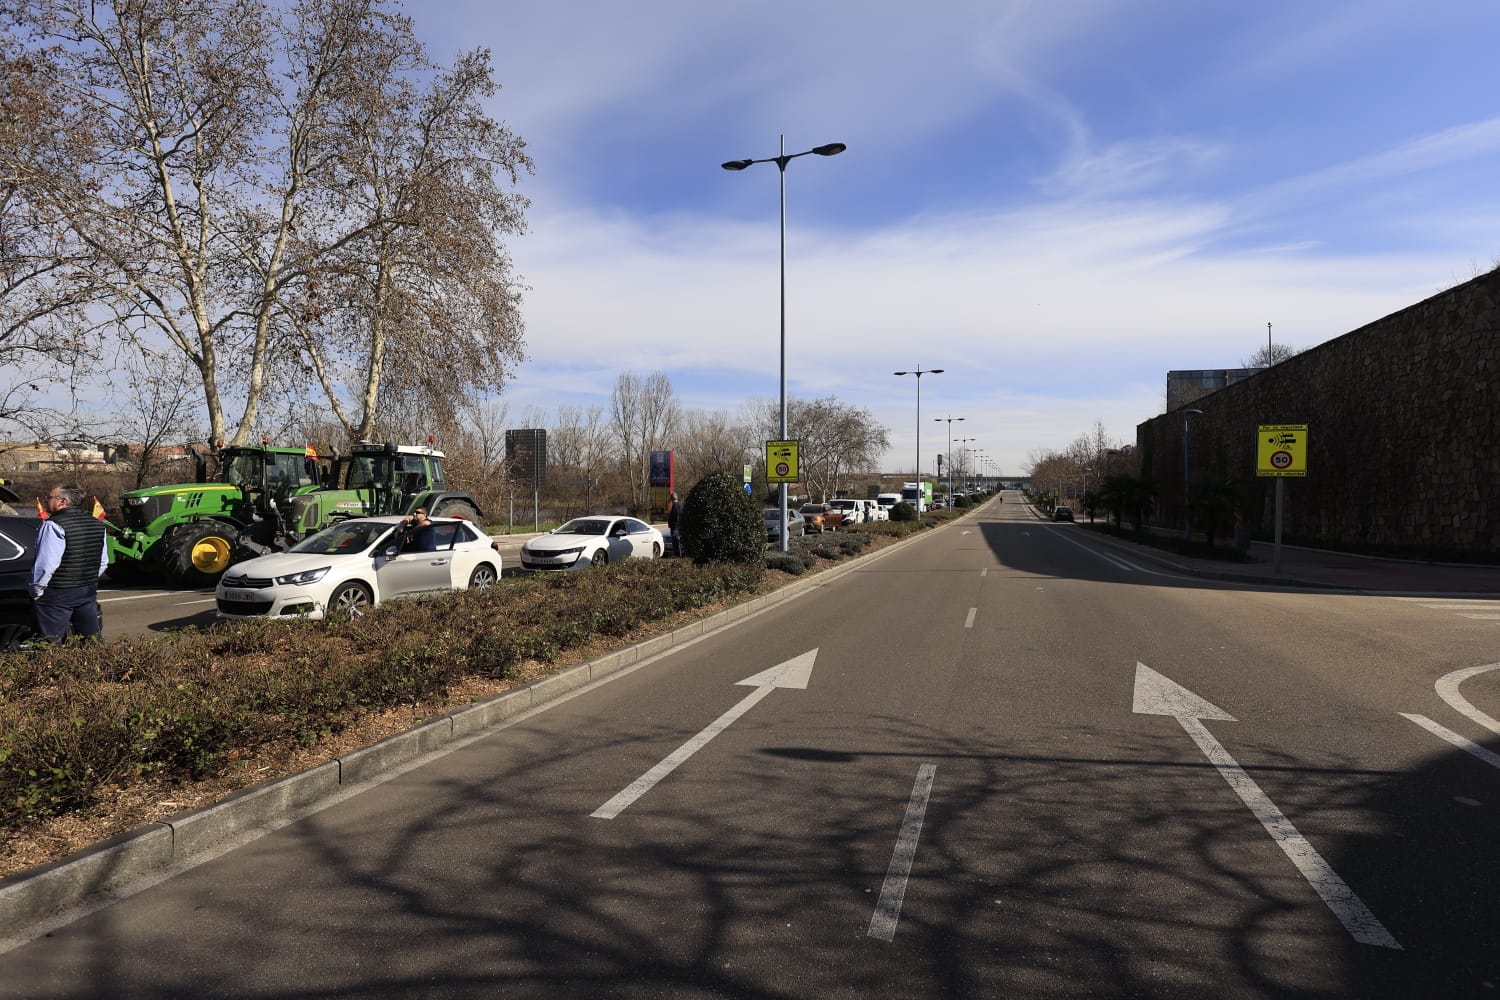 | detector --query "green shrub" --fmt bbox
[953,495,970,508]
[0,549,777,837]
[765,550,810,575]
[682,471,764,564]
[837,534,870,555]
[890,501,918,522]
